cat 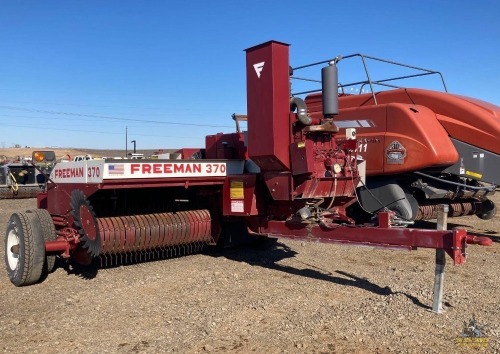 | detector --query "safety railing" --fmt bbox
[291,53,447,105]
